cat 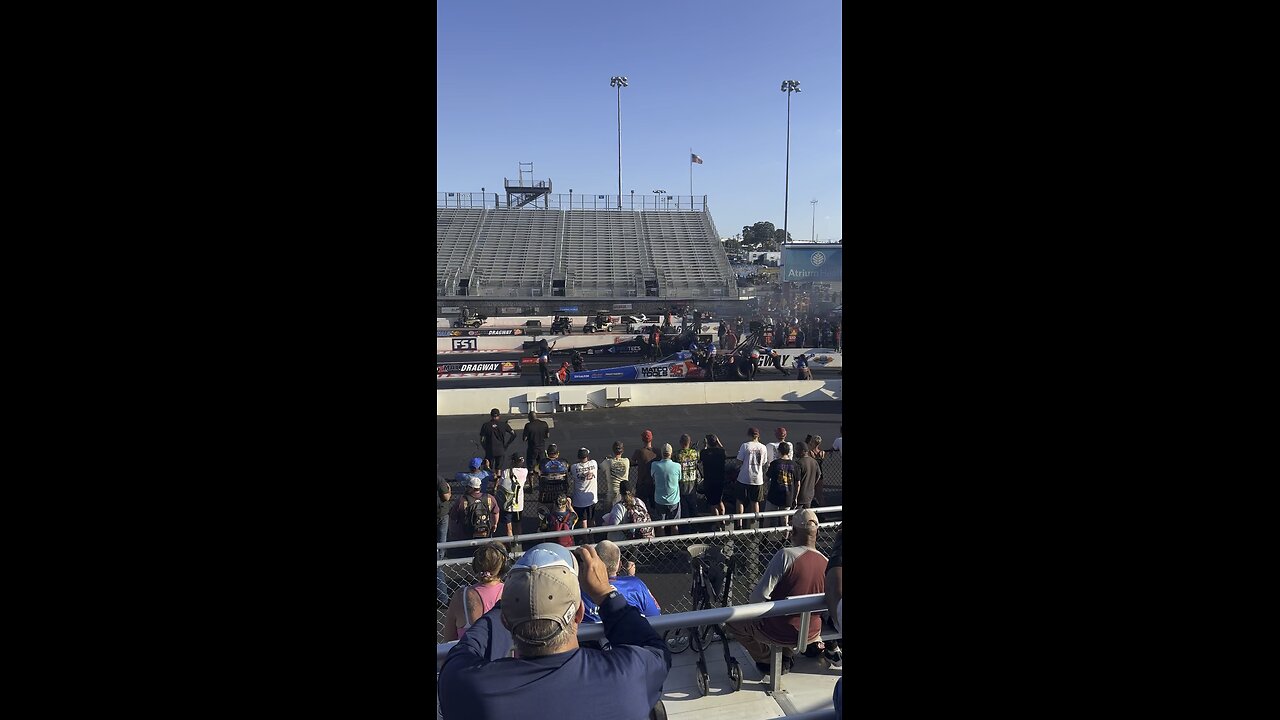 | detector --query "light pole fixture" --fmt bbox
[810,199,818,242]
[780,79,801,249]
[653,189,666,210]
[610,75,628,209]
